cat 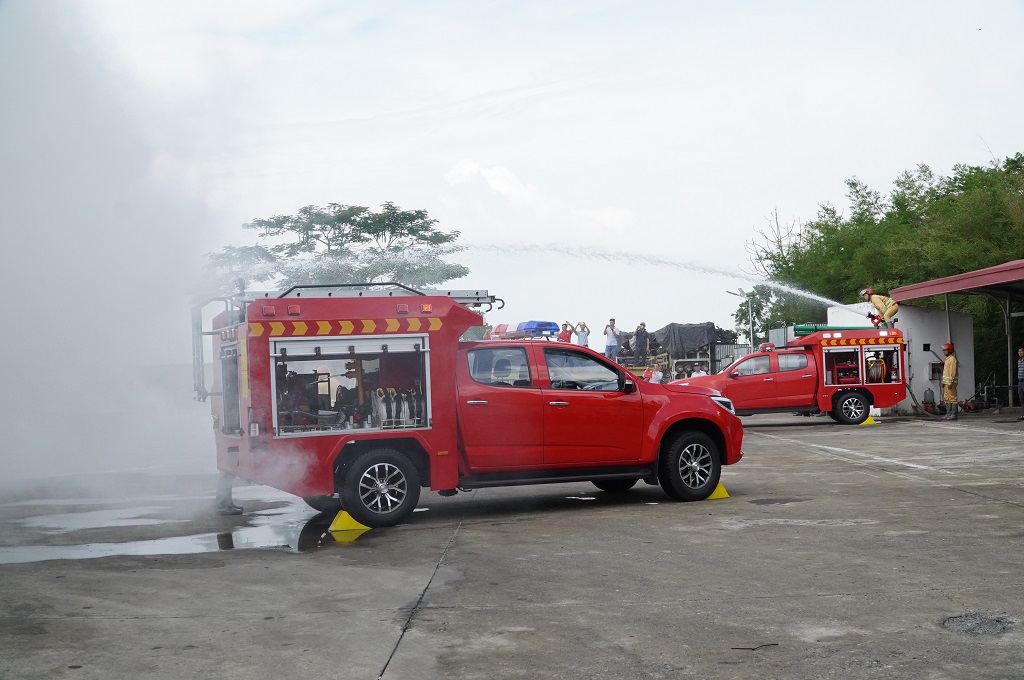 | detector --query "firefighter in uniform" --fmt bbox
[860,288,899,328]
[941,343,959,421]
